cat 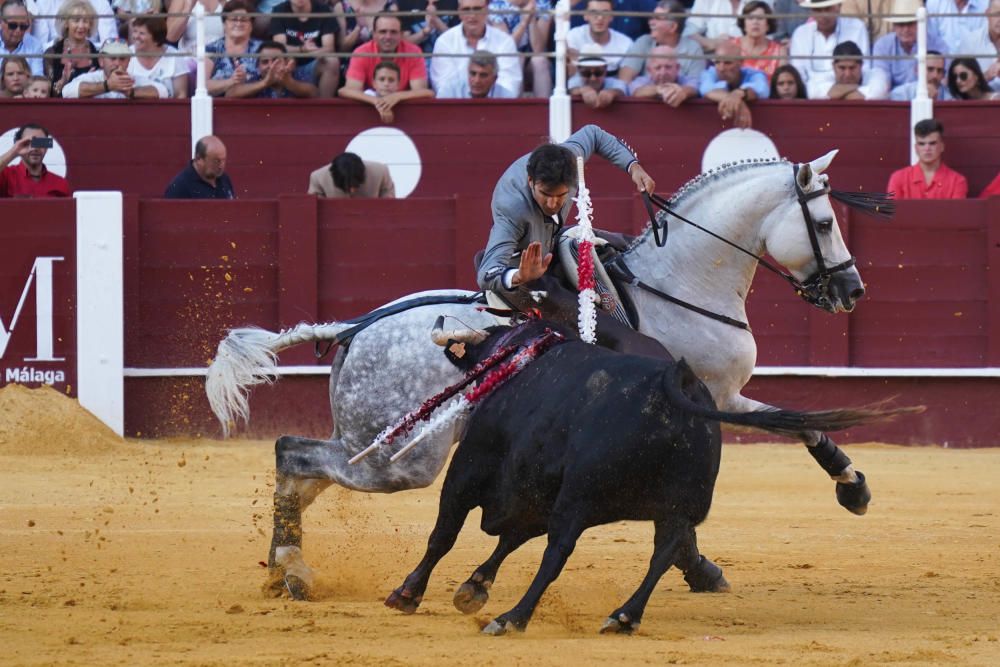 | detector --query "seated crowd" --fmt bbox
[0,0,997,104]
